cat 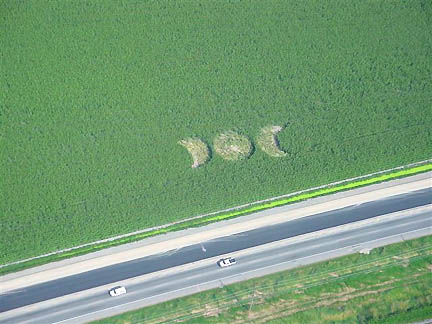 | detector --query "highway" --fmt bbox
[0,187,431,324]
